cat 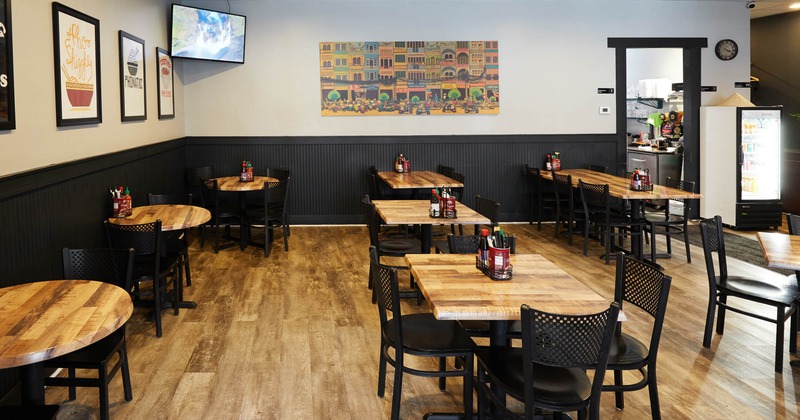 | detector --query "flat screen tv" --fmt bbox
[170,4,246,64]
